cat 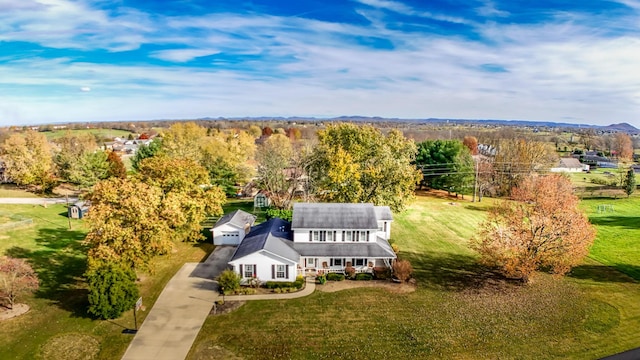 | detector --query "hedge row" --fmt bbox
[265,276,305,289]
